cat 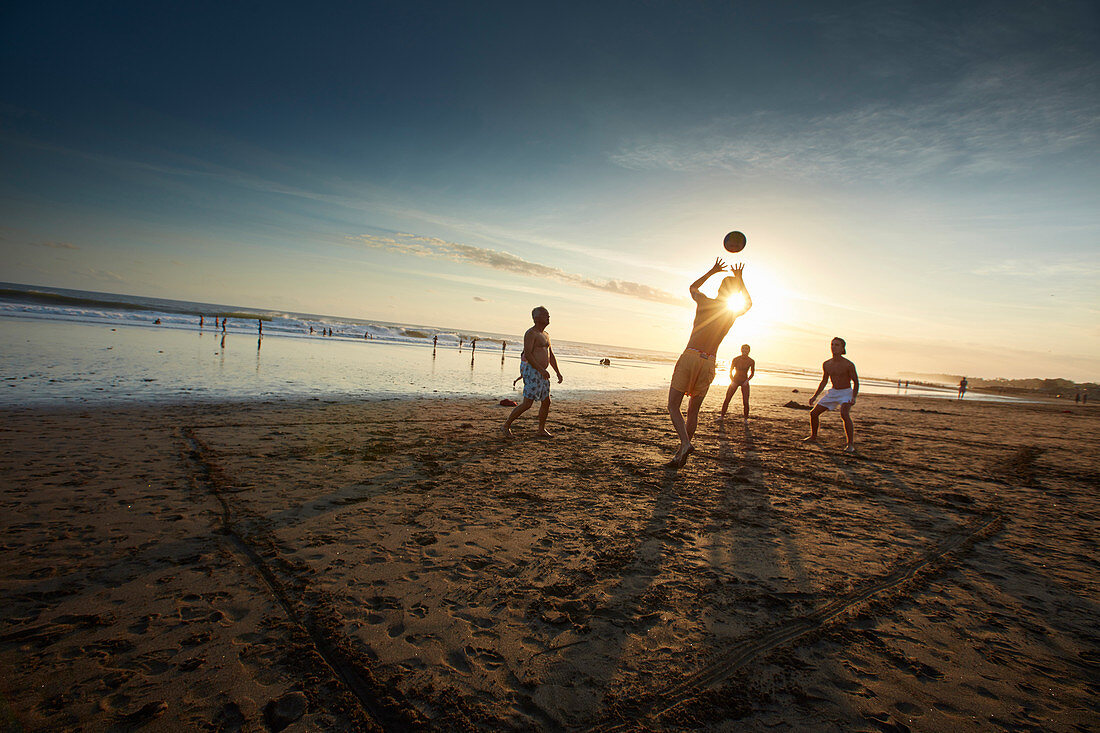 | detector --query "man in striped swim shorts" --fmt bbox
[668,258,752,468]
